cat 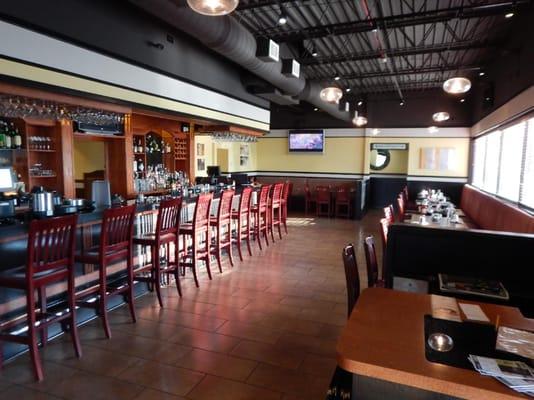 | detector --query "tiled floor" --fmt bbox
[0,211,382,400]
